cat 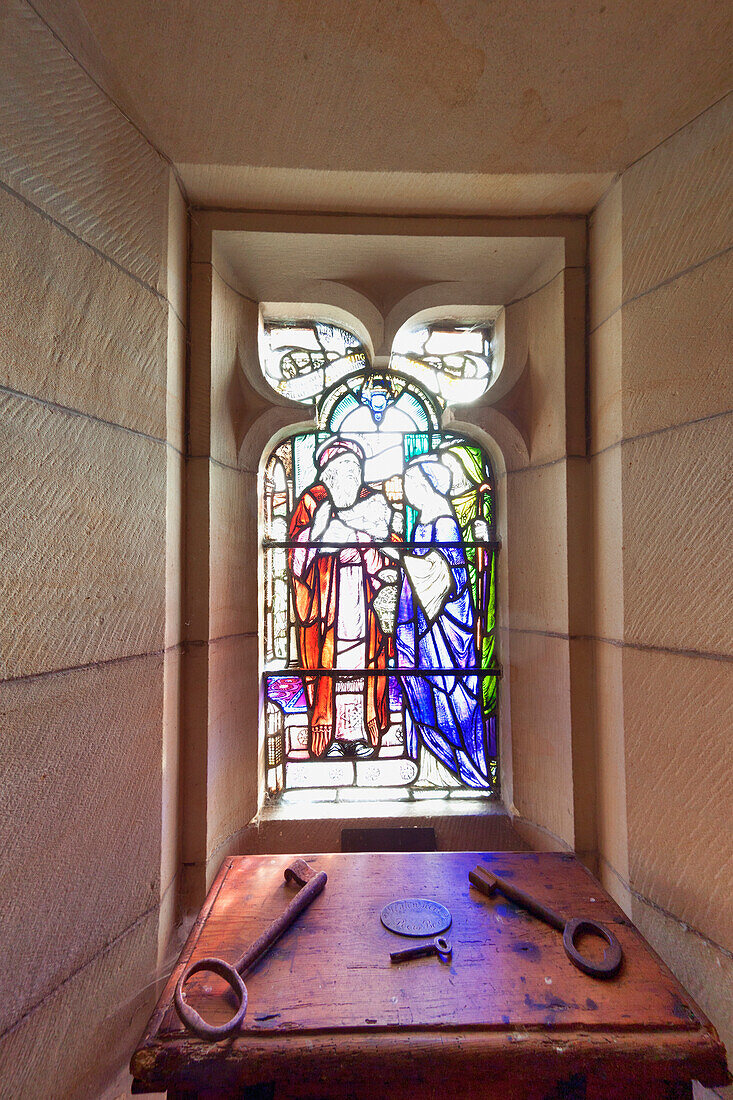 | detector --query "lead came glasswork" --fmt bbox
[261,317,499,798]
[396,459,492,787]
